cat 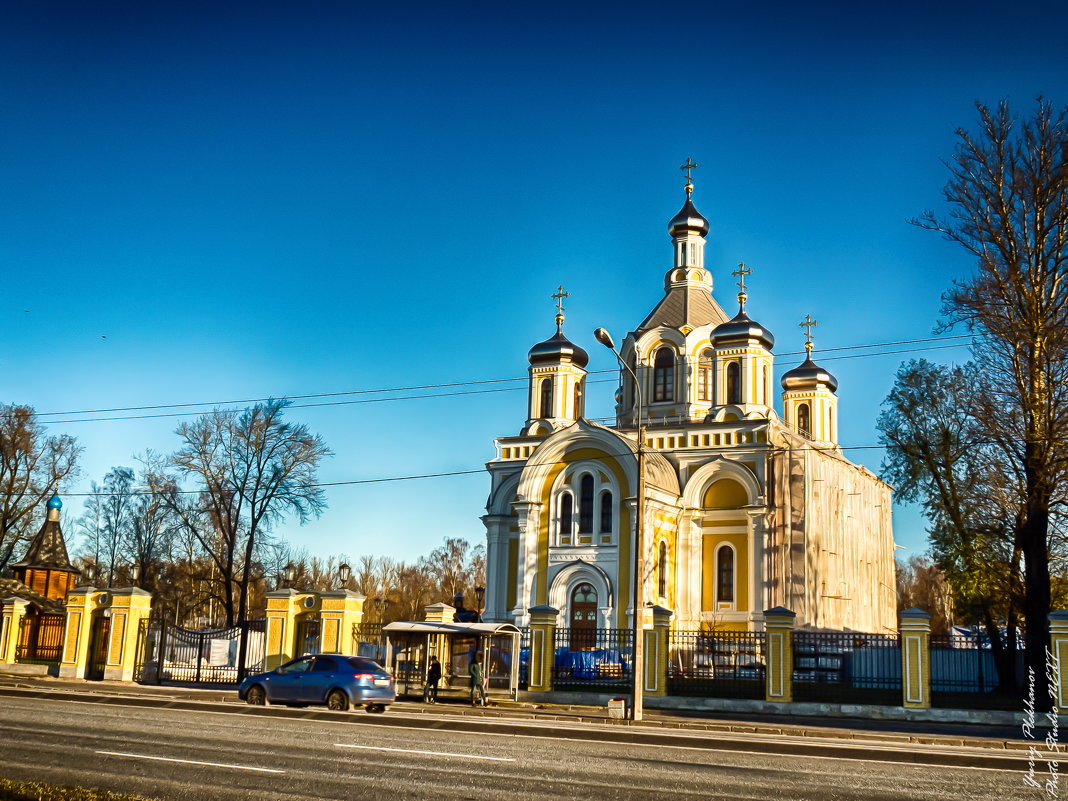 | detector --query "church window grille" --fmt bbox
[698,349,714,401]
[653,348,675,403]
[726,361,741,405]
[798,402,811,437]
[574,379,584,418]
[539,378,553,418]
[559,493,573,540]
[578,474,594,533]
[658,540,668,597]
[599,491,613,534]
[716,545,734,603]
